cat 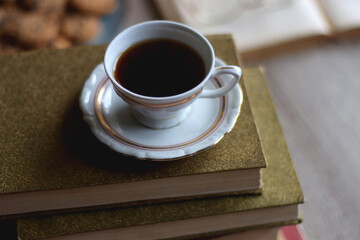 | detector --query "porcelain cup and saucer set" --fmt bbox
[80,20,243,160]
